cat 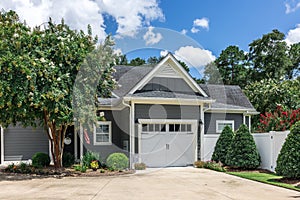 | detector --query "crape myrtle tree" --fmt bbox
[0,10,116,167]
